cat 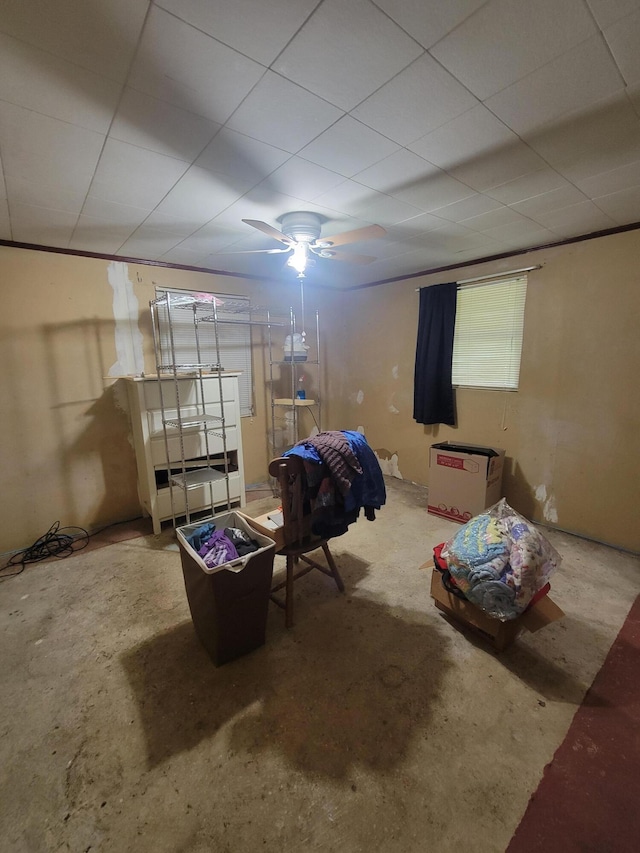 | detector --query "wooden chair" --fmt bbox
[268,456,345,628]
